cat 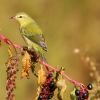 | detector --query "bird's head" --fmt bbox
[11,12,34,26]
